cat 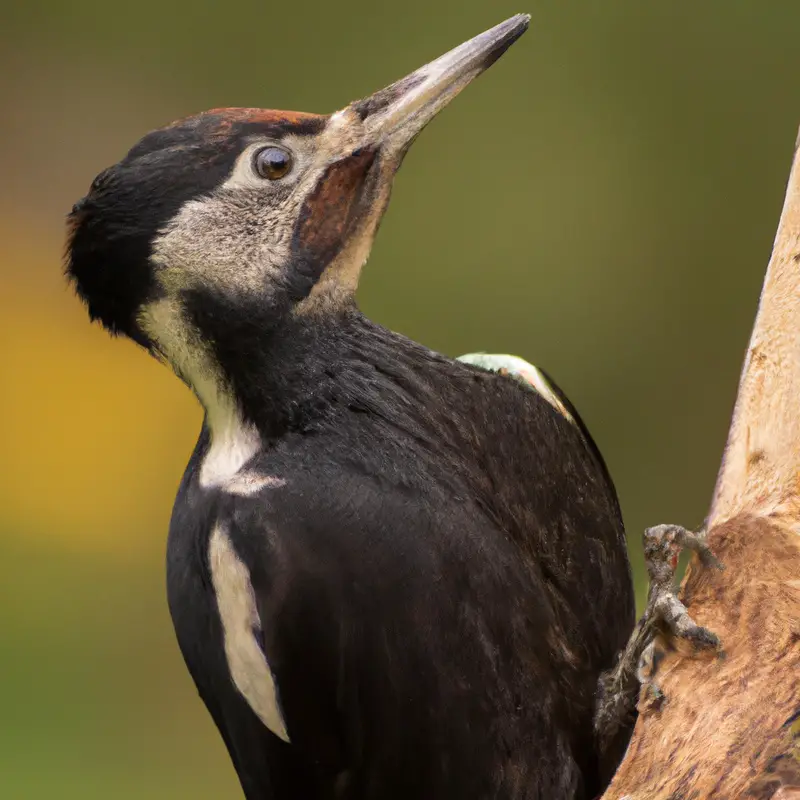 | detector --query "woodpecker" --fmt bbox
[66,15,636,800]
